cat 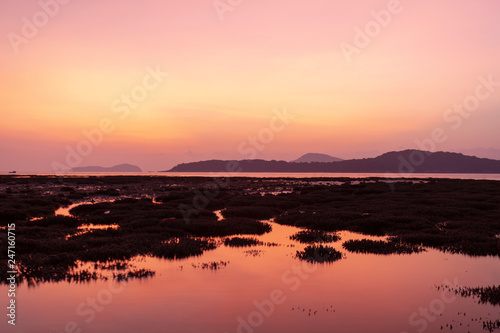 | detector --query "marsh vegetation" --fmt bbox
[295,245,344,263]
[224,237,262,247]
[342,238,424,255]
[290,230,340,244]
[1,175,499,284]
